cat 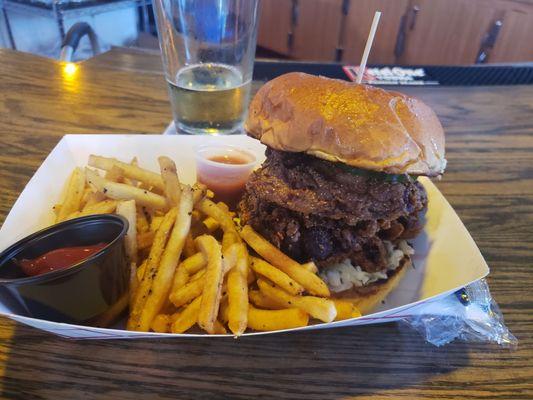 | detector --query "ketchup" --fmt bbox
[18,243,107,277]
